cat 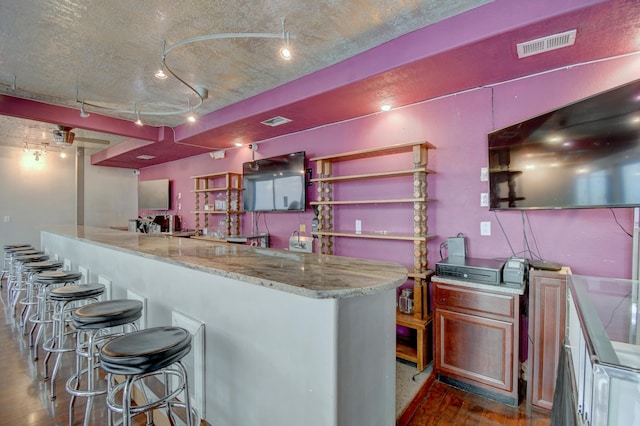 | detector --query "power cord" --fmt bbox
[610,208,633,238]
